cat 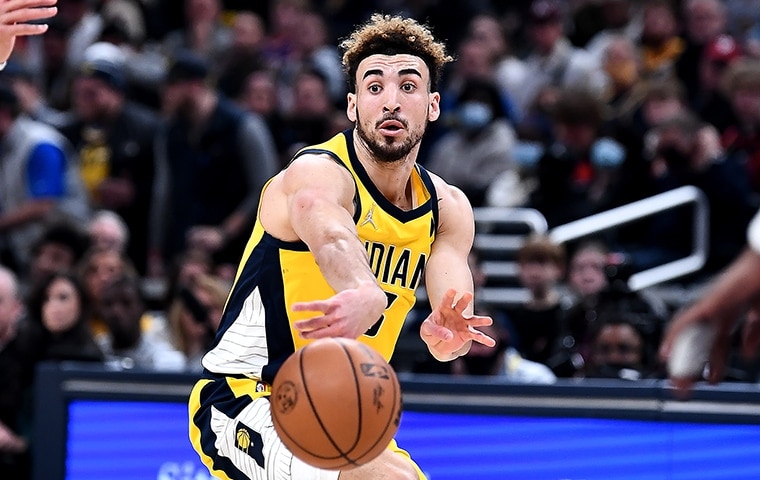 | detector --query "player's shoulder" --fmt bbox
[426,169,471,206]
